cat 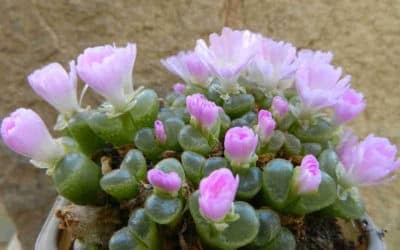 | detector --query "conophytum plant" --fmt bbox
[1,27,399,250]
